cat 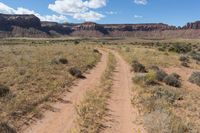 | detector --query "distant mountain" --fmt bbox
[1,13,200,38]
